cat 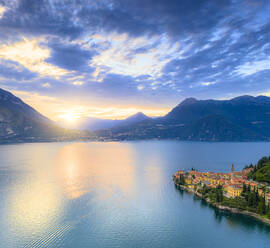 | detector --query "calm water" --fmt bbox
[1,141,270,248]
